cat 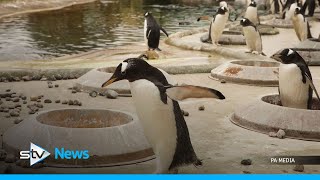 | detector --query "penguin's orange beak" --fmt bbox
[101,77,117,88]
